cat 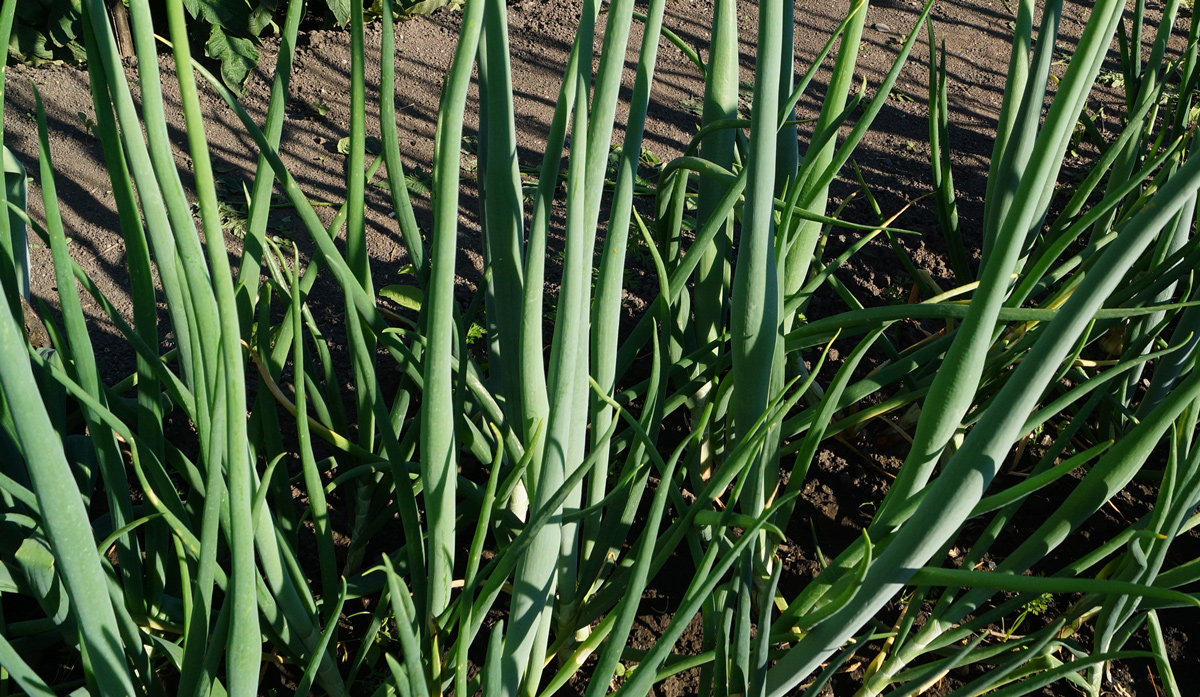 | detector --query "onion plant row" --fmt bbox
[1,0,1199,694]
